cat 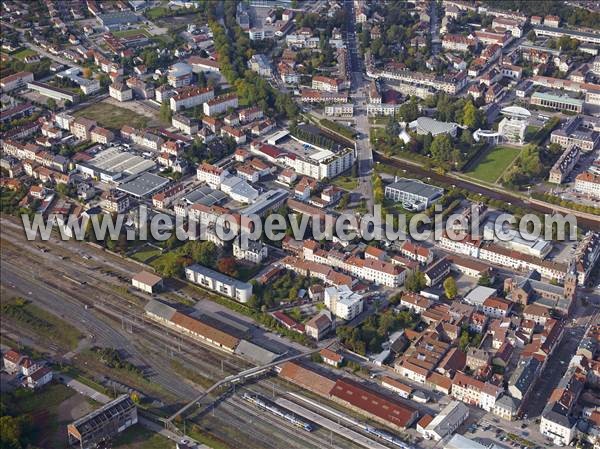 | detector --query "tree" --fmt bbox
[190,241,217,268]
[462,100,477,129]
[478,272,492,287]
[430,134,454,162]
[217,256,238,277]
[82,67,92,79]
[46,98,56,111]
[443,276,458,299]
[527,30,537,42]
[405,270,426,292]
